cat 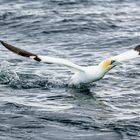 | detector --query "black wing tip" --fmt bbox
[0,40,7,44]
[0,40,5,45]
[0,40,41,62]
[134,44,140,54]
[0,40,15,51]
[0,40,4,42]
